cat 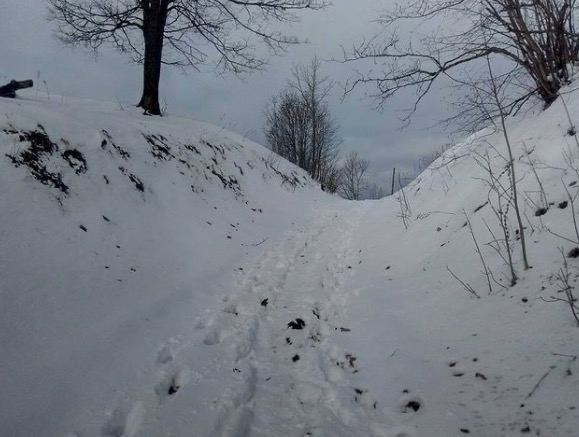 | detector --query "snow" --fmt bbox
[1,91,579,436]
